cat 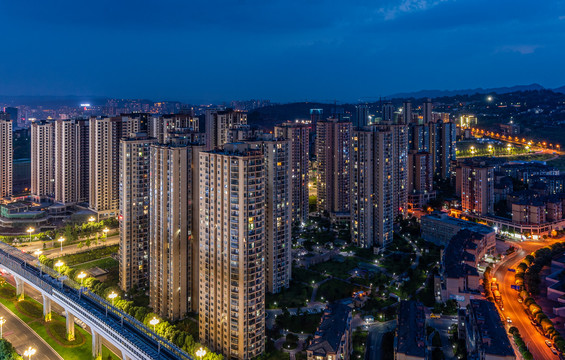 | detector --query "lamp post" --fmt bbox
[103,227,109,240]
[88,216,96,242]
[77,272,87,287]
[196,347,207,360]
[0,316,5,338]
[108,291,117,306]
[150,317,160,332]
[33,250,42,257]
[54,260,64,274]
[24,346,36,360]
[57,237,65,253]
[27,227,34,242]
